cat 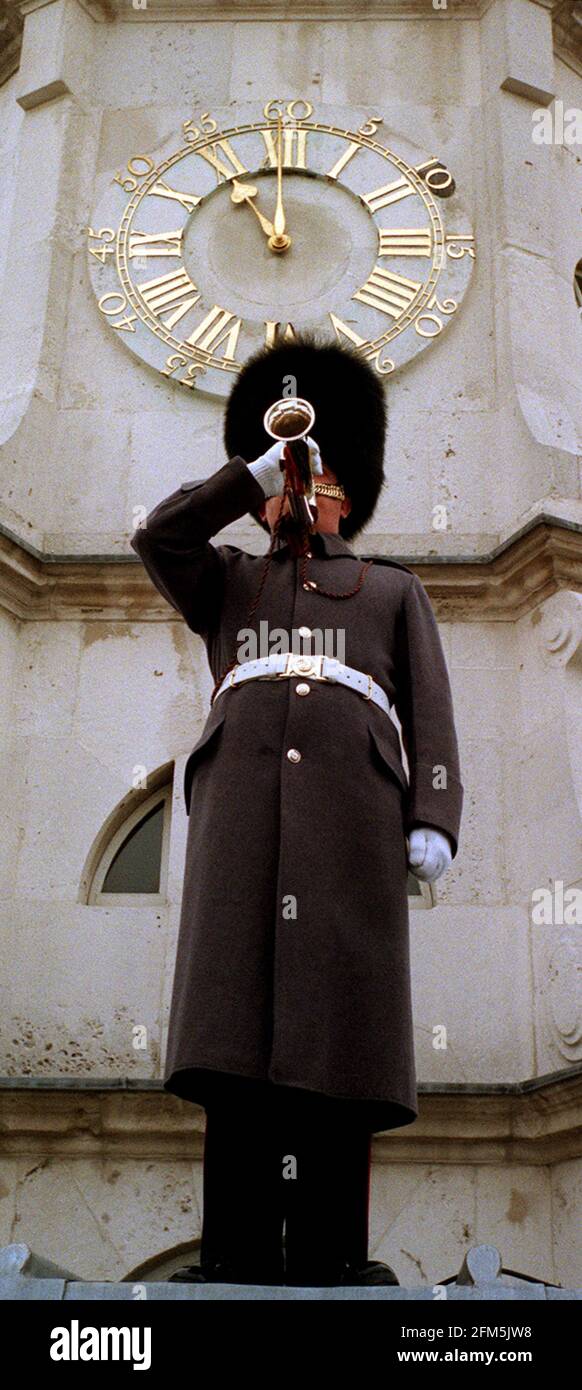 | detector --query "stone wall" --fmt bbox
[0,0,581,1285]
